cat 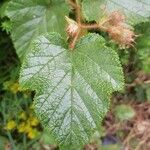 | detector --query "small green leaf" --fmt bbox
[6,0,69,59]
[115,104,135,121]
[0,1,9,18]
[82,0,105,22]
[20,33,124,150]
[41,129,56,145]
[82,0,150,24]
